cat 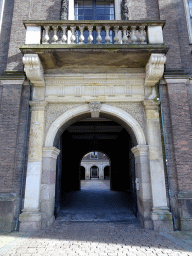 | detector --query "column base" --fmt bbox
[19,210,41,231]
[138,212,153,230]
[151,208,173,231]
[180,218,192,231]
[0,193,19,232]
[42,215,55,229]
